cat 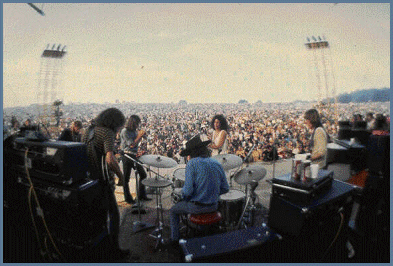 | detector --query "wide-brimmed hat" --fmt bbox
[180,134,211,157]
